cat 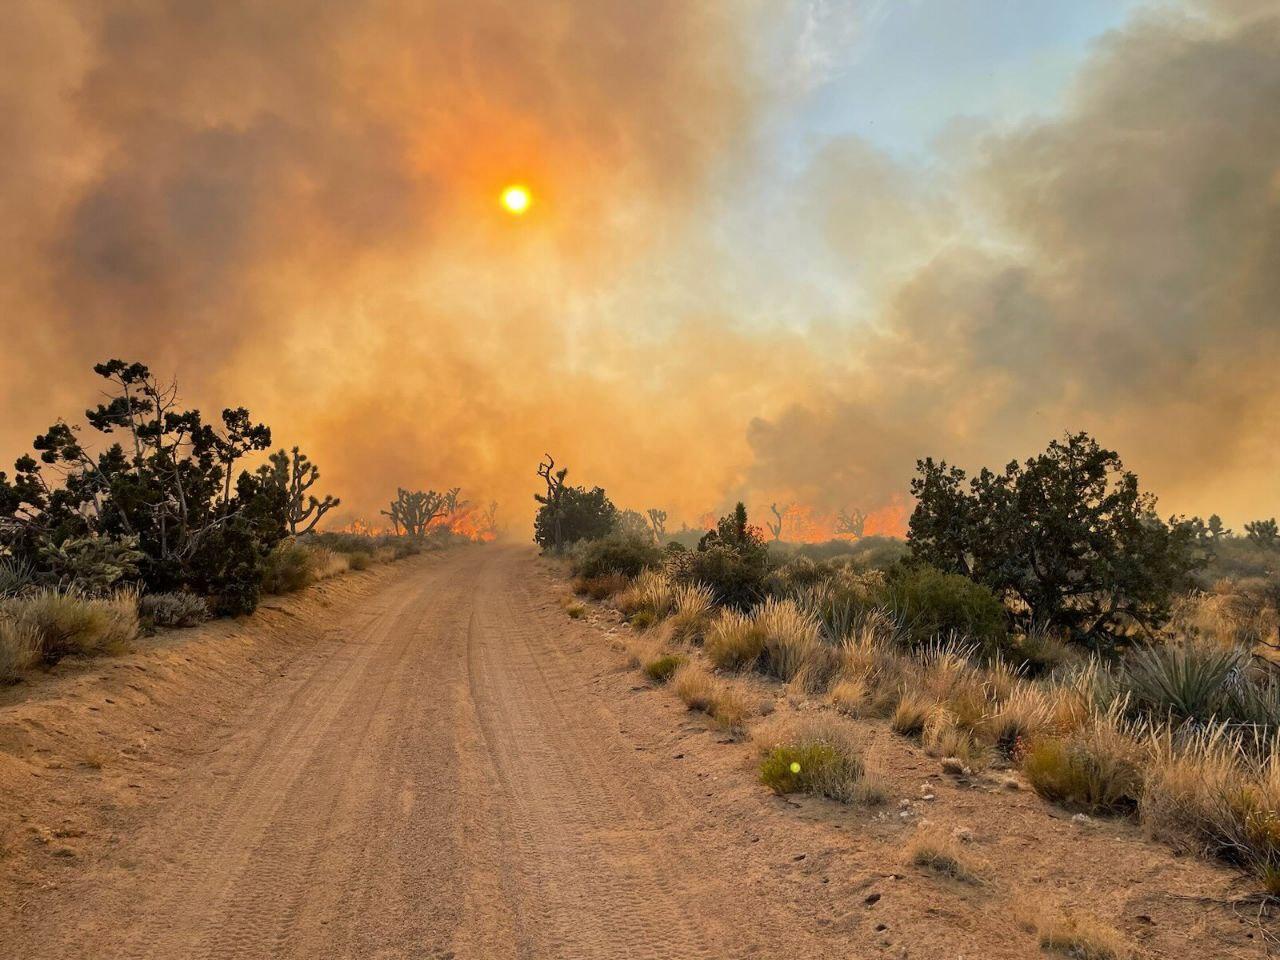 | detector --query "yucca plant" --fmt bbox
[1122,641,1246,724]
[0,555,34,598]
